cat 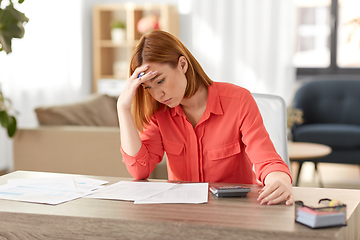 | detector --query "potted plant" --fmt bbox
[0,89,17,137]
[111,20,126,44]
[0,0,29,137]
